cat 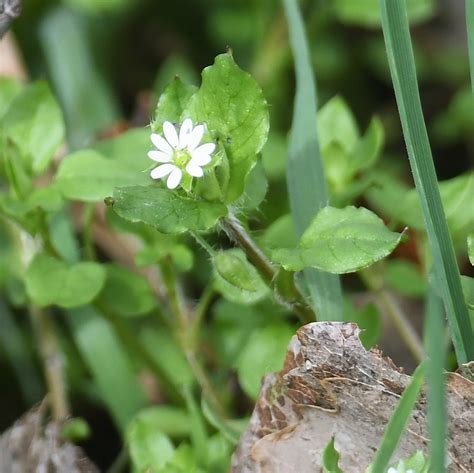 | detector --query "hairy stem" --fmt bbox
[221,214,315,324]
